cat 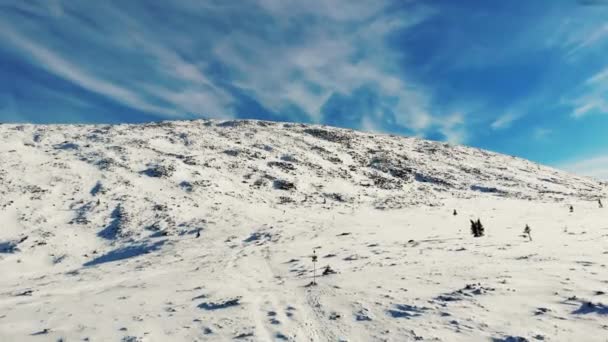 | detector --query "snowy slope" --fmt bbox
[0,120,607,341]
